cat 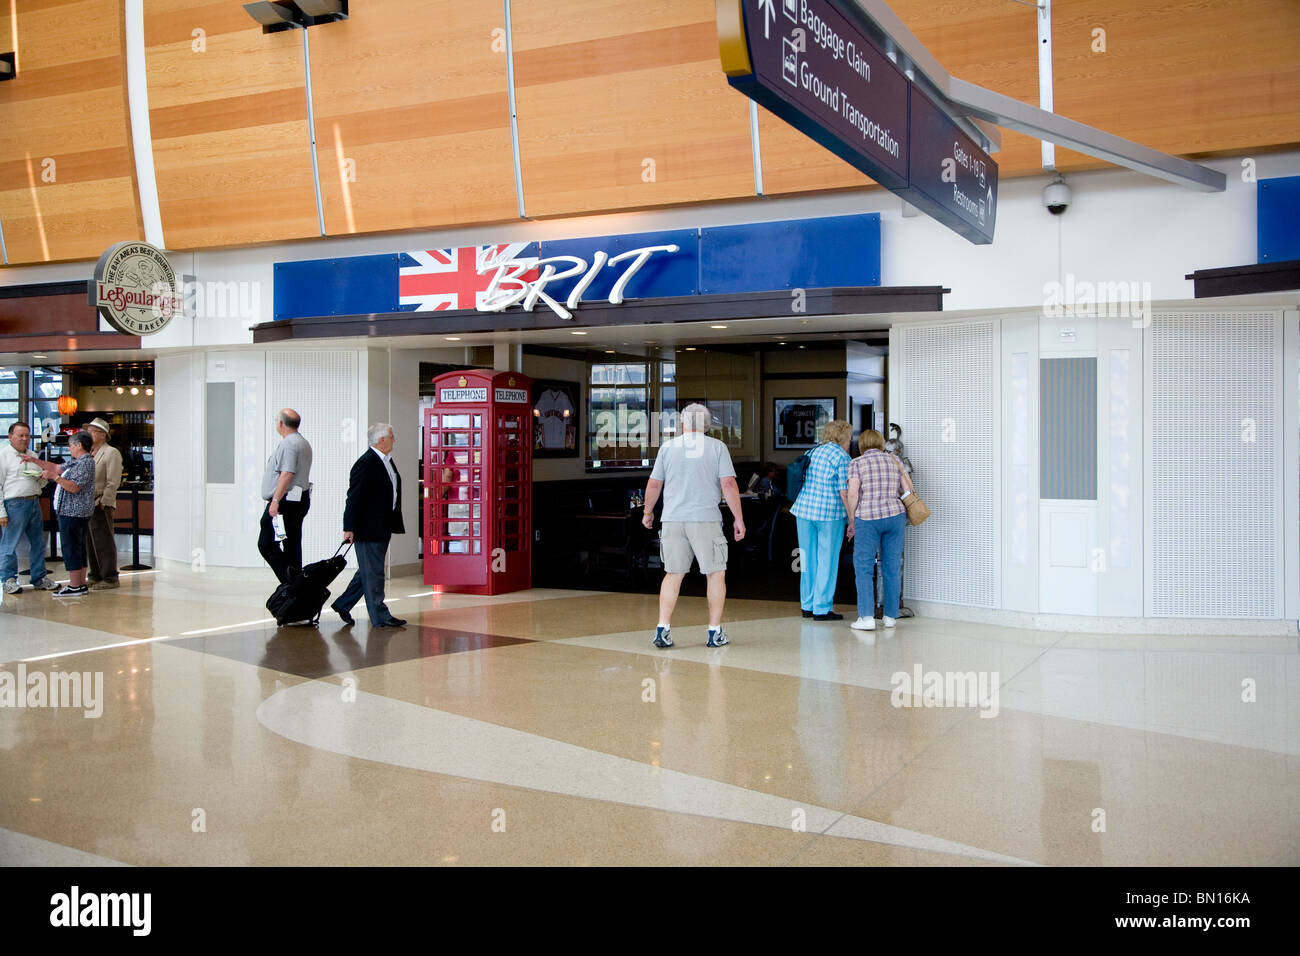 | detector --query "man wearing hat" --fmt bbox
[84,418,123,590]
